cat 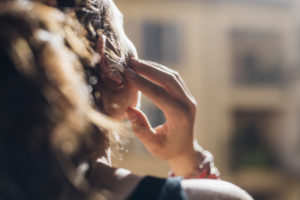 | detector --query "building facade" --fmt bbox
[113,1,300,199]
